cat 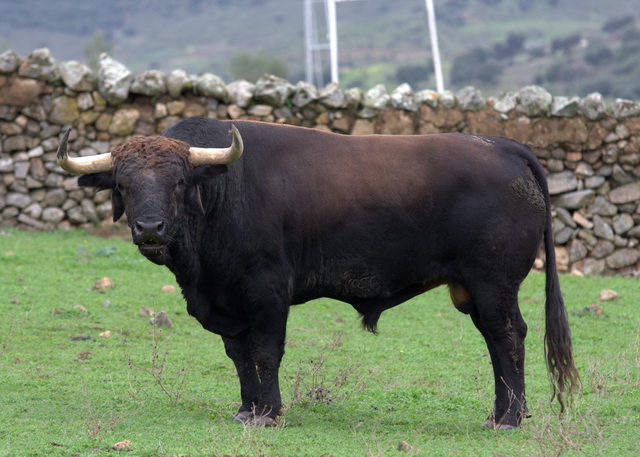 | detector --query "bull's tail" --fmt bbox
[542,212,580,412]
[529,154,581,412]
